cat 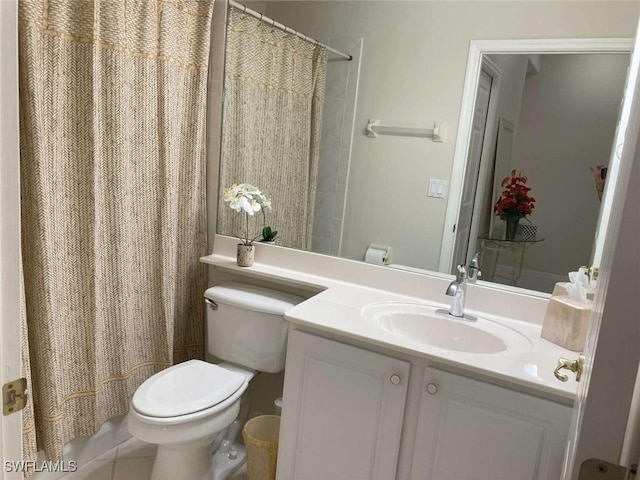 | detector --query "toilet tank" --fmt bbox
[204,283,304,373]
